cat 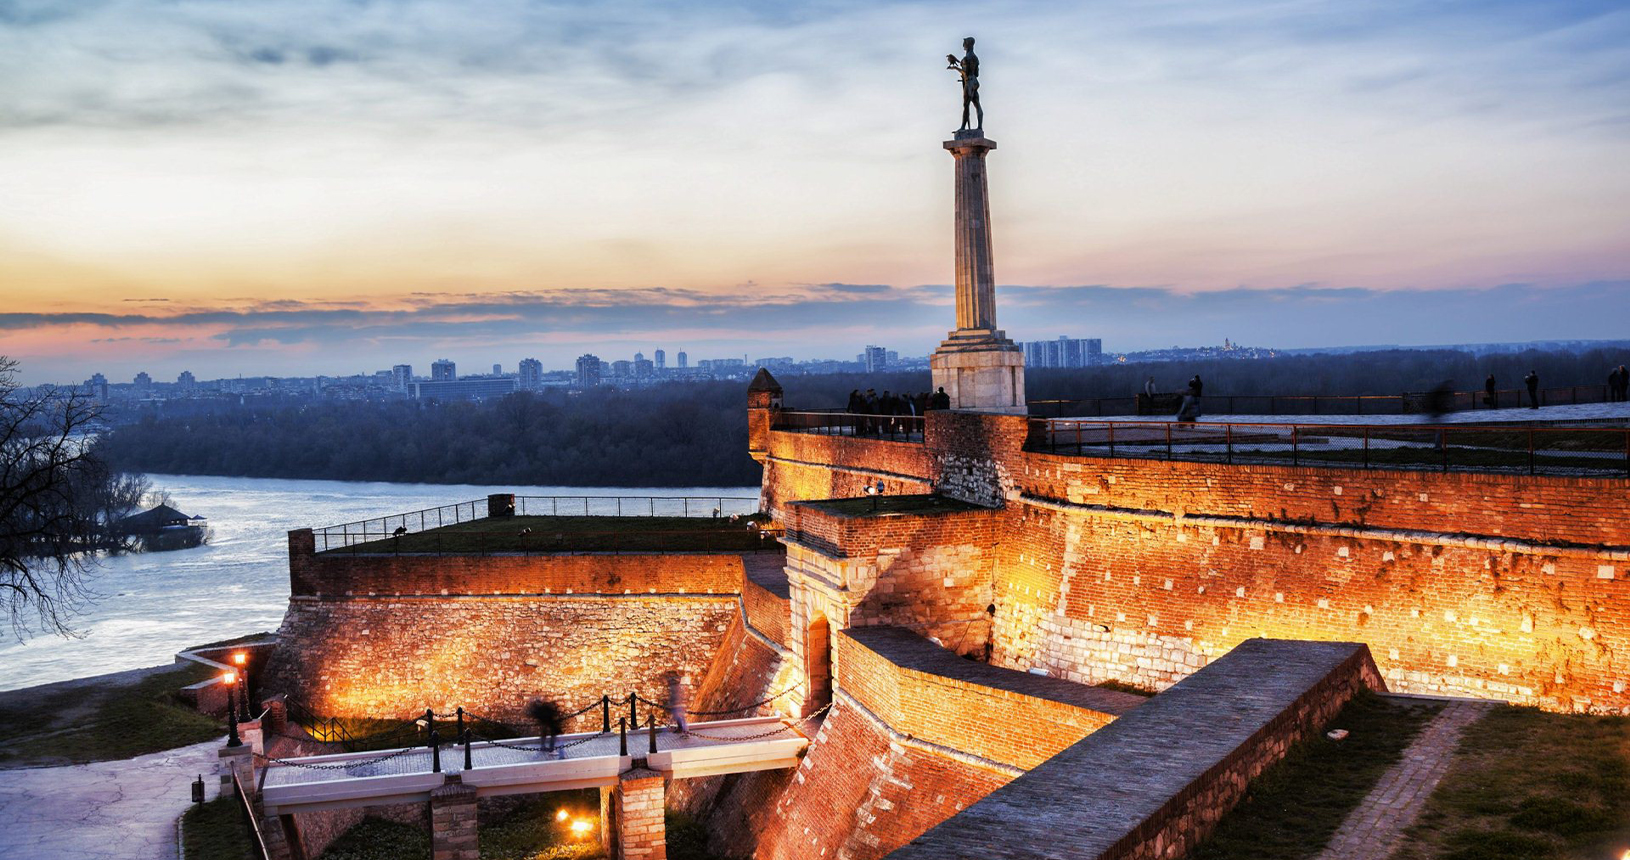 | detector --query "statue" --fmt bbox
[945,36,983,132]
